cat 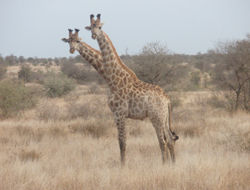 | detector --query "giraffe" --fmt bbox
[85,14,179,166]
[61,28,106,79]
